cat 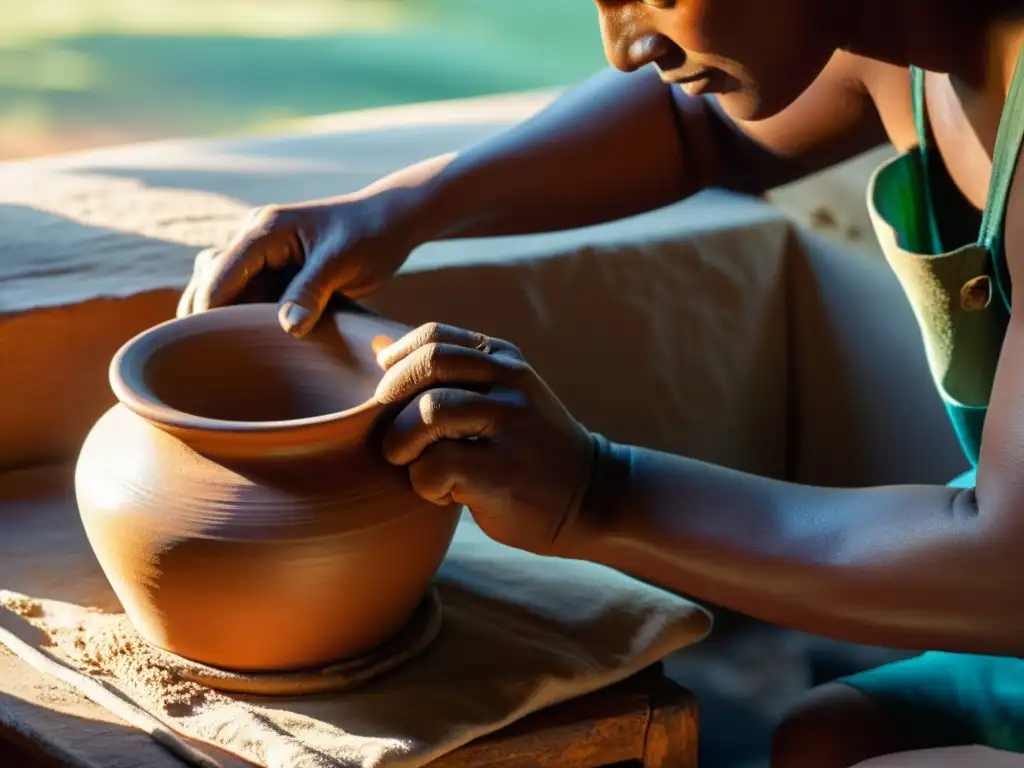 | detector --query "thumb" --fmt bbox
[277,257,337,337]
